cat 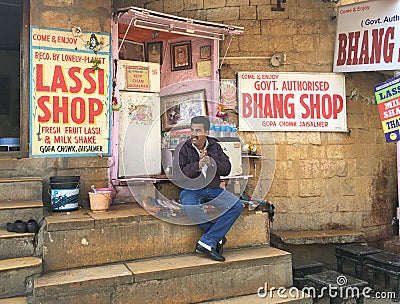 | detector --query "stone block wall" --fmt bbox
[14,0,115,209]
[114,0,397,242]
[0,157,110,209]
